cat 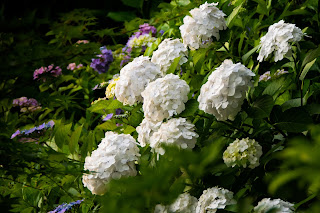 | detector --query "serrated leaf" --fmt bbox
[69,125,83,154]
